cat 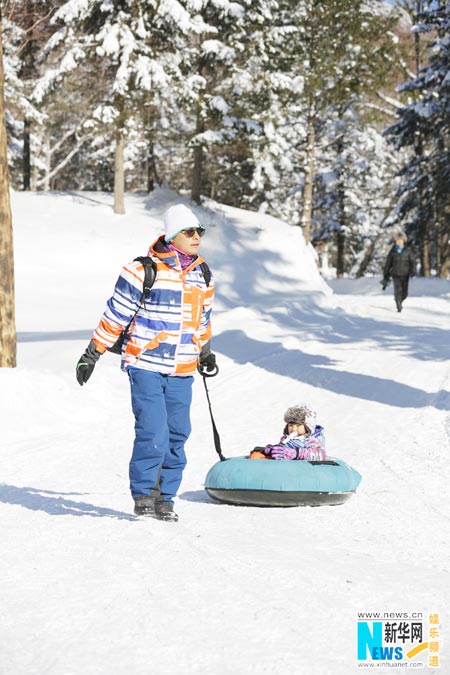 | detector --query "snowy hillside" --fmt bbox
[1,189,449,674]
